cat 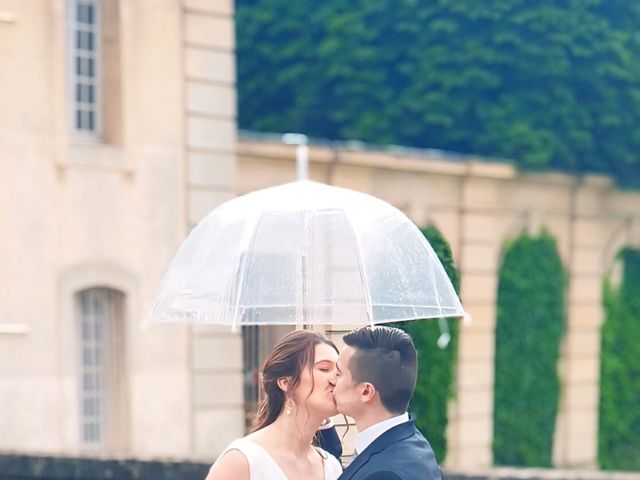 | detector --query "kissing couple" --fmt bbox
[207,326,442,480]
